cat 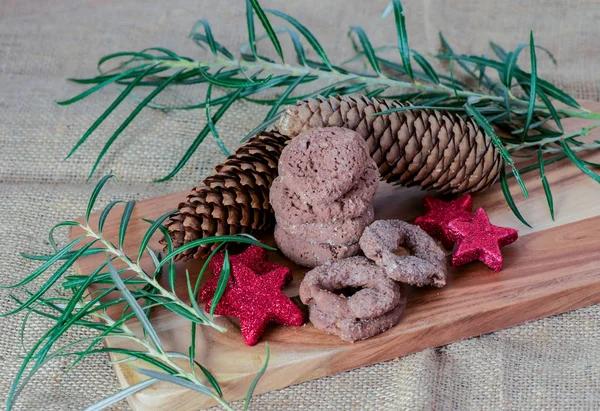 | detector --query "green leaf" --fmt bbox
[162,302,208,324]
[242,73,308,143]
[244,343,270,411]
[106,260,164,352]
[155,88,243,182]
[190,20,219,57]
[134,367,215,397]
[477,55,488,88]
[465,103,529,198]
[205,84,231,156]
[62,271,144,290]
[502,85,513,122]
[265,9,333,70]
[87,69,183,181]
[96,51,159,71]
[184,271,211,327]
[538,91,563,132]
[198,68,270,89]
[390,0,413,81]
[245,0,258,59]
[138,211,177,263]
[248,0,285,63]
[194,242,227,296]
[83,379,159,411]
[449,59,459,101]
[1,240,98,316]
[21,247,104,262]
[154,224,176,292]
[282,27,307,66]
[348,26,381,75]
[490,41,509,61]
[562,140,600,183]
[57,65,151,105]
[118,200,136,250]
[7,236,86,289]
[411,50,439,84]
[98,200,125,233]
[86,175,119,224]
[198,364,223,397]
[500,166,532,227]
[190,32,234,60]
[210,250,230,317]
[503,42,529,88]
[538,150,555,220]
[241,110,285,143]
[48,220,82,252]
[49,261,108,347]
[522,31,538,140]
[188,340,197,378]
[437,53,580,109]
[66,64,157,160]
[440,33,479,80]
